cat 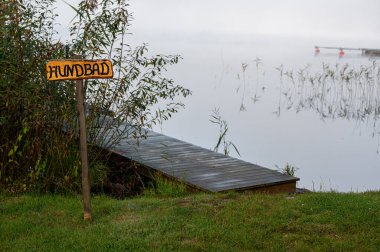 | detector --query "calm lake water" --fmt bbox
[55,0,380,192]
[127,30,380,192]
